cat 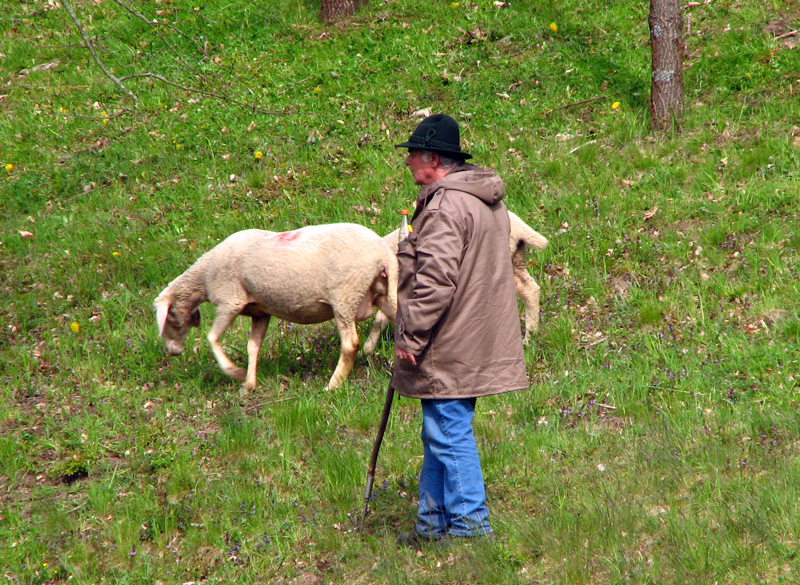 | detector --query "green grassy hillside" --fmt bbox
[1,0,799,583]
